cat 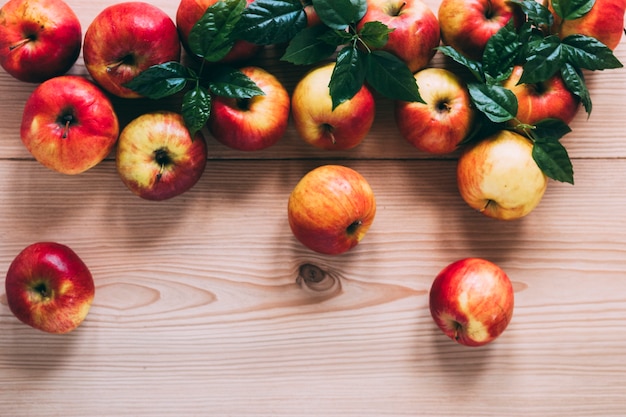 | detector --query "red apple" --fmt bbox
[291,62,375,150]
[456,130,548,221]
[83,1,181,99]
[0,0,81,83]
[176,0,261,63]
[546,0,626,51]
[288,165,376,255]
[395,68,475,154]
[208,66,290,151]
[20,75,120,175]
[429,257,514,347]
[438,0,524,60]
[357,0,440,72]
[116,111,208,201]
[502,65,580,127]
[5,242,95,334]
